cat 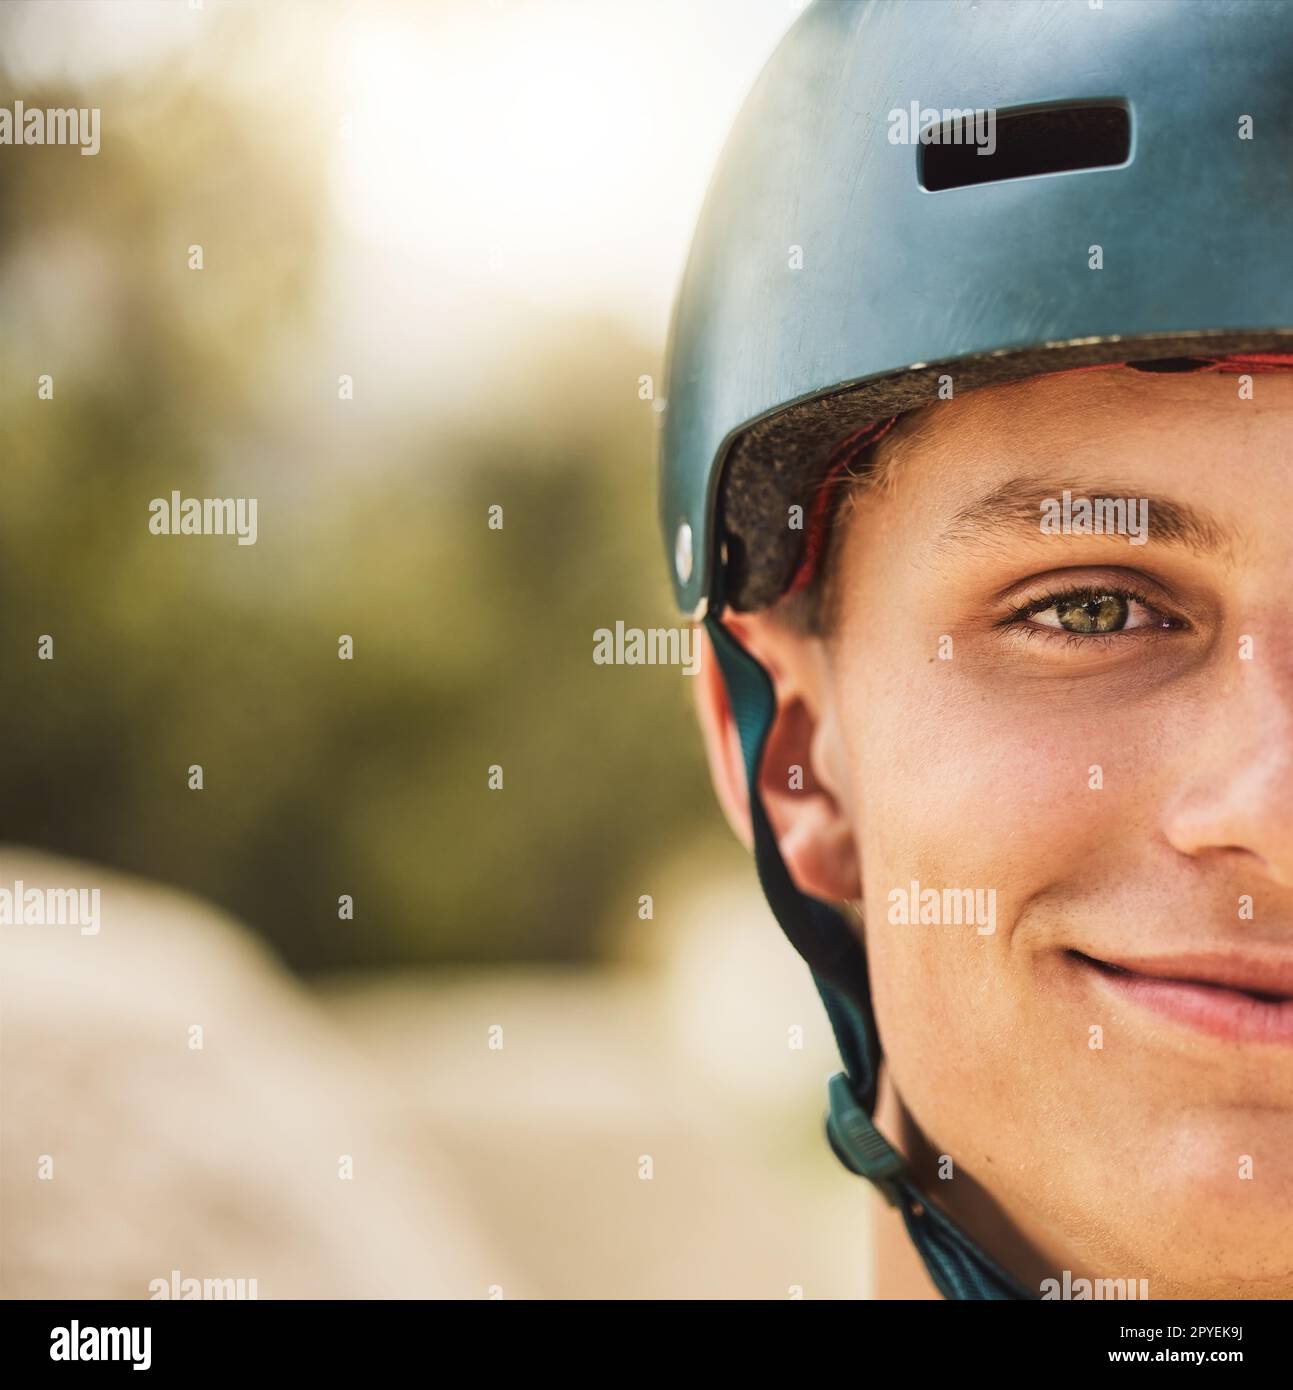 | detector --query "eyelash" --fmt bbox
[998,584,1184,645]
